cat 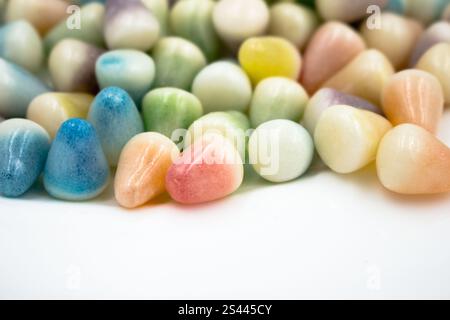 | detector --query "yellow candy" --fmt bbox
[238,36,302,85]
